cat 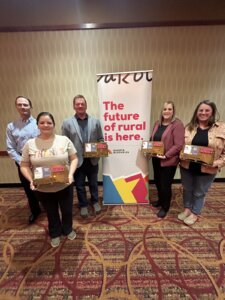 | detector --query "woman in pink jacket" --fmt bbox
[150,101,185,218]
